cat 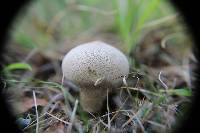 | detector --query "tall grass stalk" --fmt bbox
[113,0,162,54]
